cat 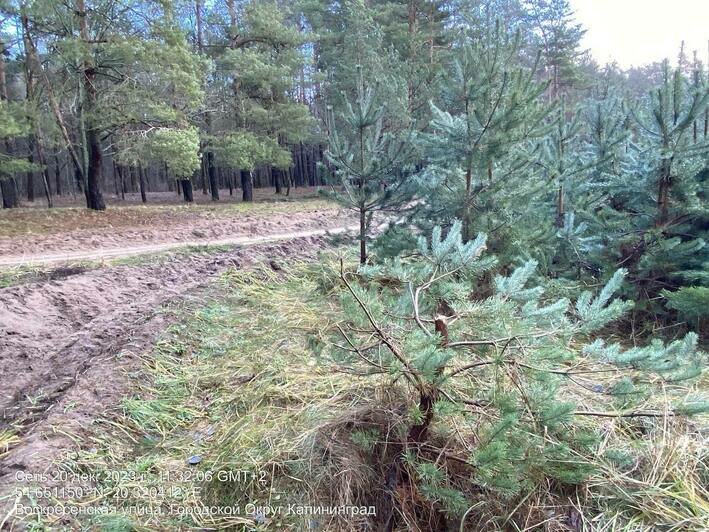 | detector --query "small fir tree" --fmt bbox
[325,73,416,264]
[418,21,553,244]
